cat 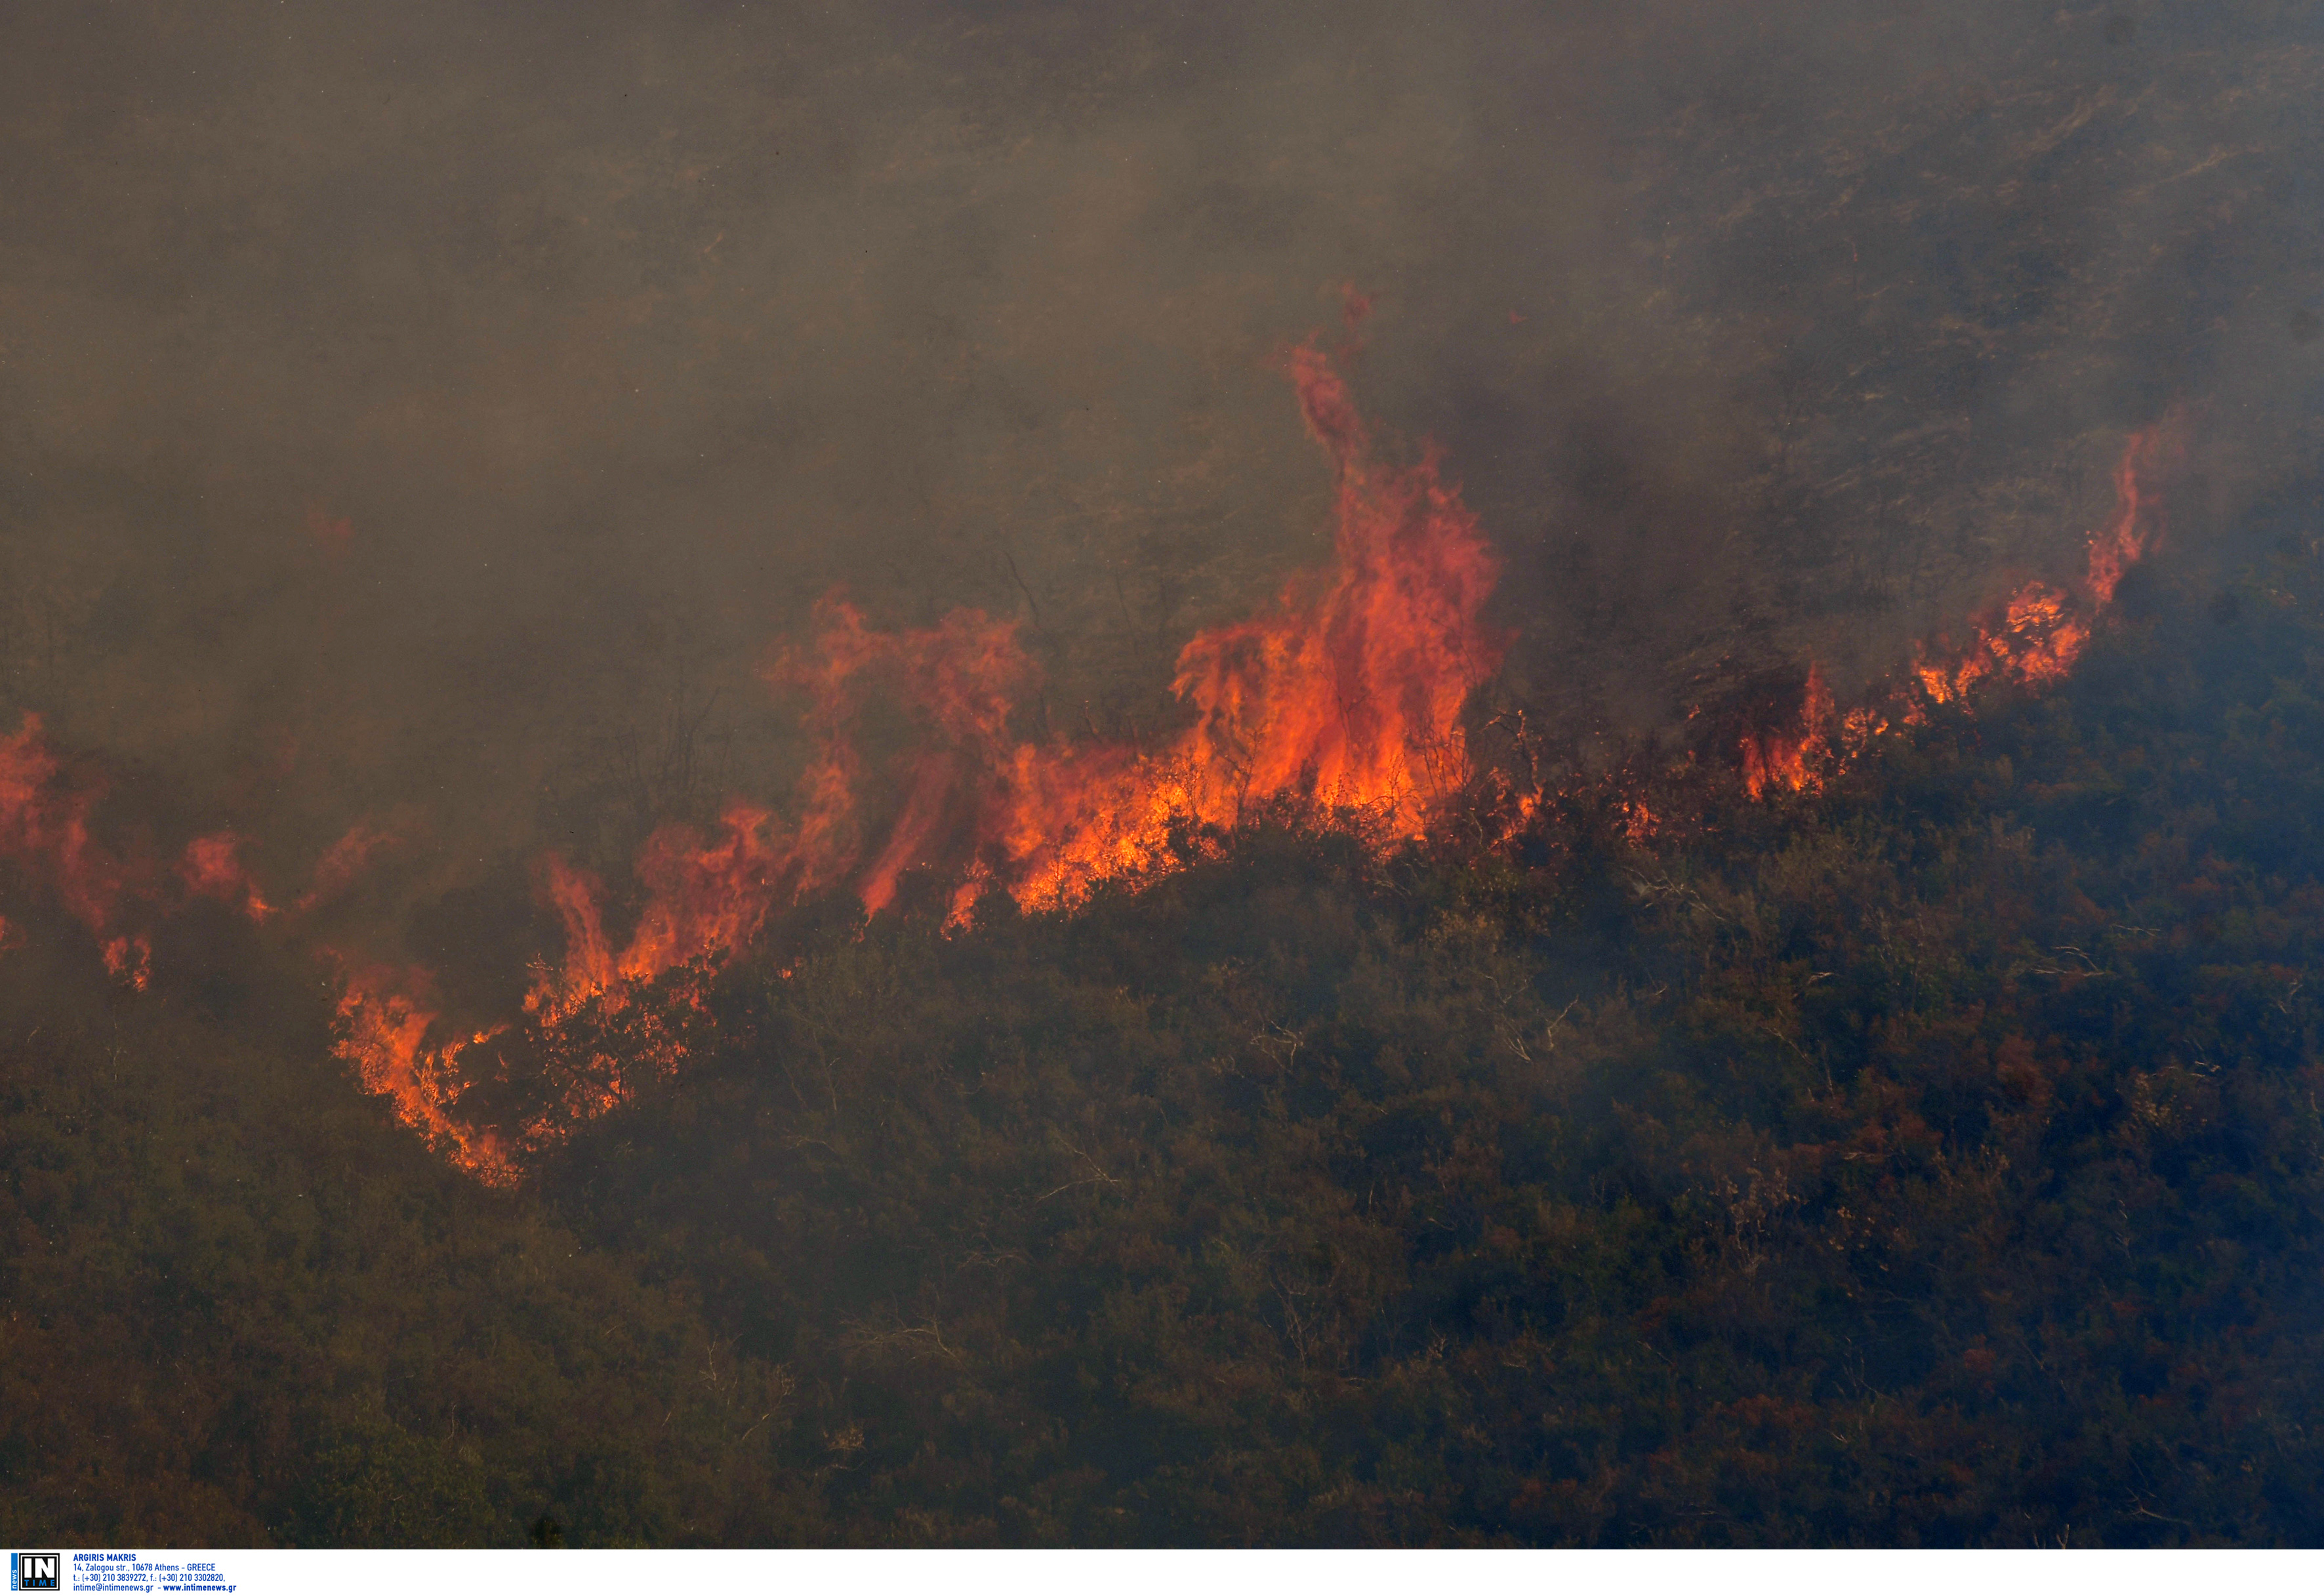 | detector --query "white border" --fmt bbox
[22,1549,2324,1596]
